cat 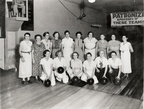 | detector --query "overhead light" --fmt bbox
[88,0,96,3]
